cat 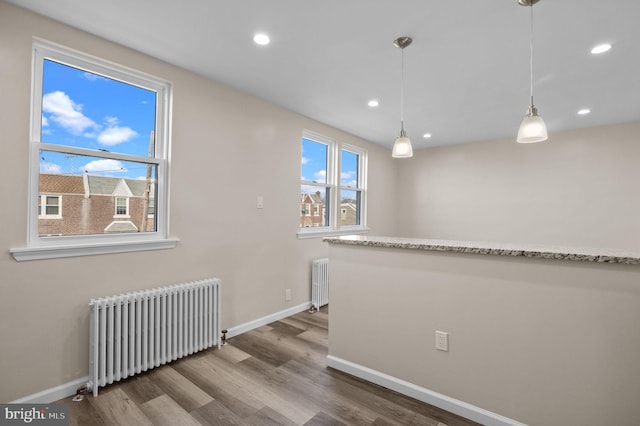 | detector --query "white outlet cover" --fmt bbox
[435,331,449,351]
